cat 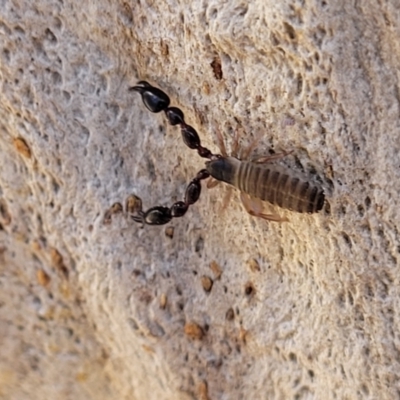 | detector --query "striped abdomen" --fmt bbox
[234,161,324,213]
